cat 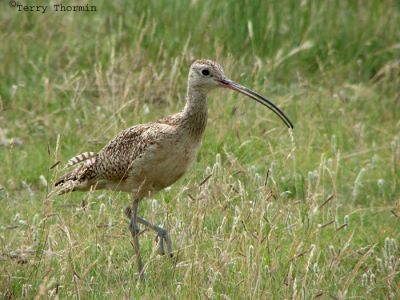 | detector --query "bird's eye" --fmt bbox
[202,69,210,76]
